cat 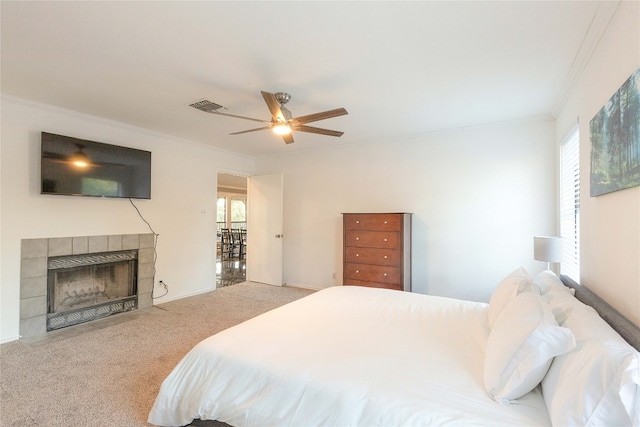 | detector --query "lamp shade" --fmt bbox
[533,236,562,263]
